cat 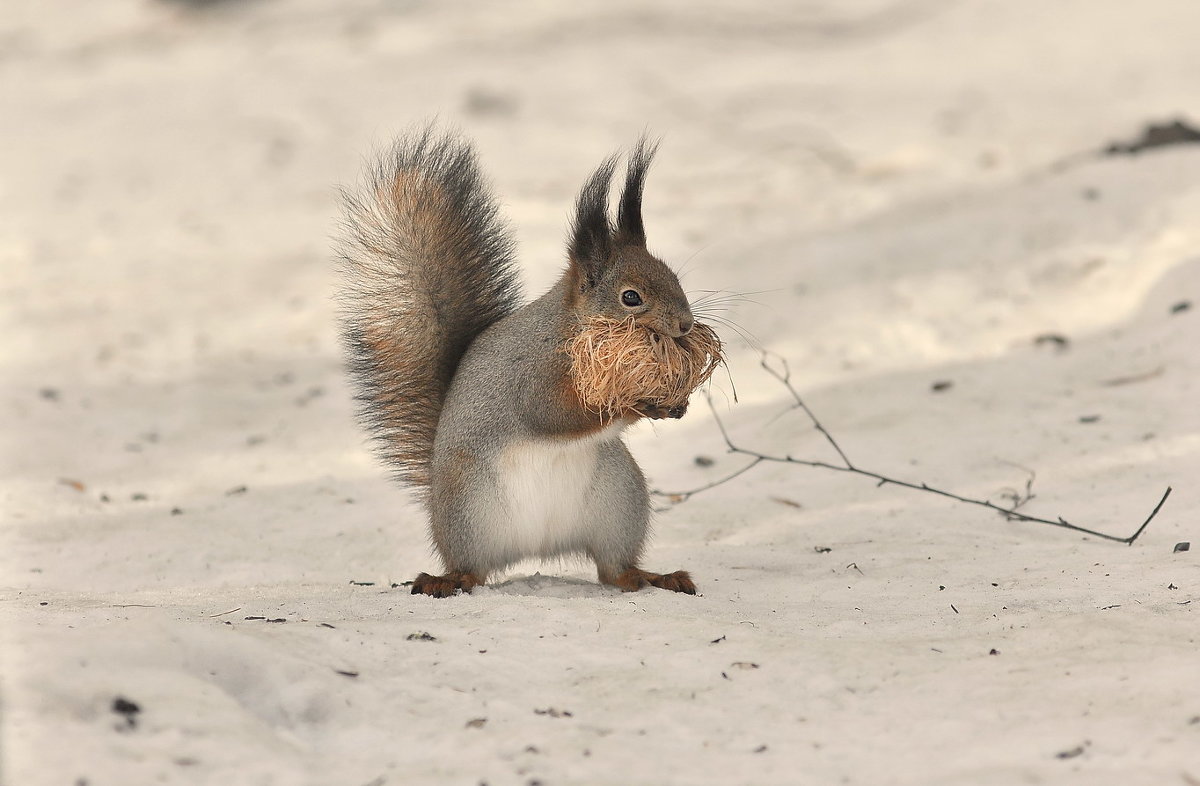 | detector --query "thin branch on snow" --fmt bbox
[652,352,1172,545]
